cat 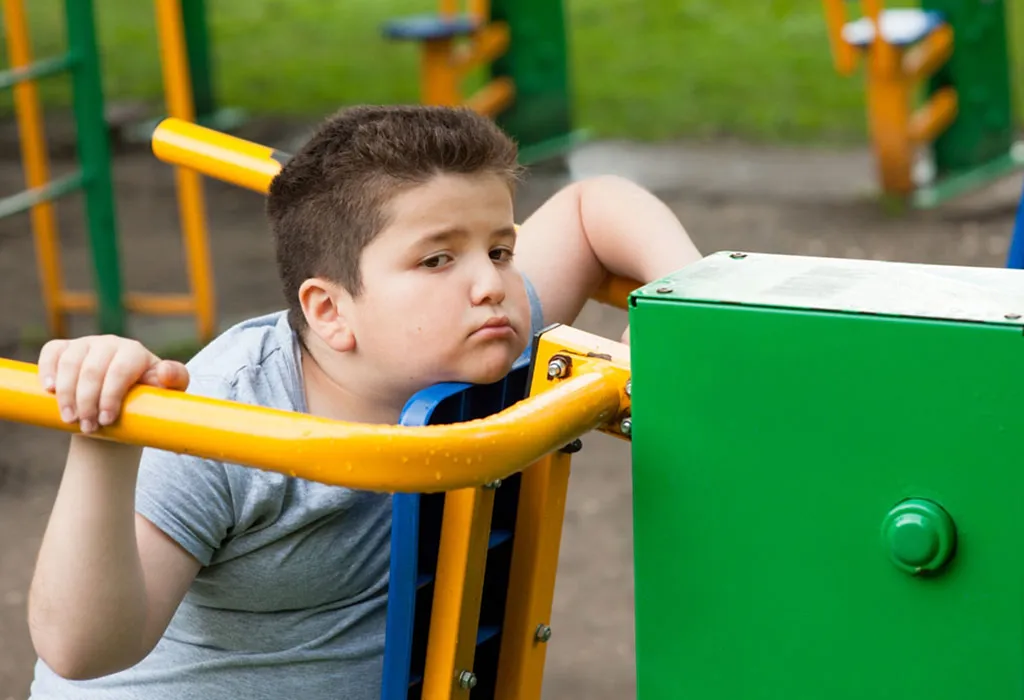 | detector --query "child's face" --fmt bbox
[346,172,532,390]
